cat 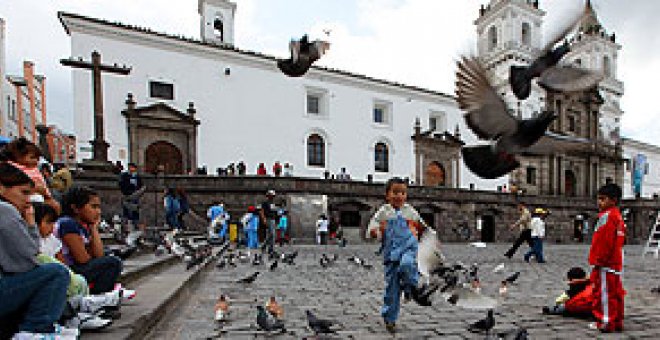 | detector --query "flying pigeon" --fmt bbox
[265,296,284,319]
[256,305,286,332]
[237,271,260,284]
[443,286,498,310]
[277,34,330,77]
[305,310,338,334]
[214,295,229,322]
[417,228,445,280]
[455,56,594,179]
[510,2,602,100]
[467,309,495,334]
